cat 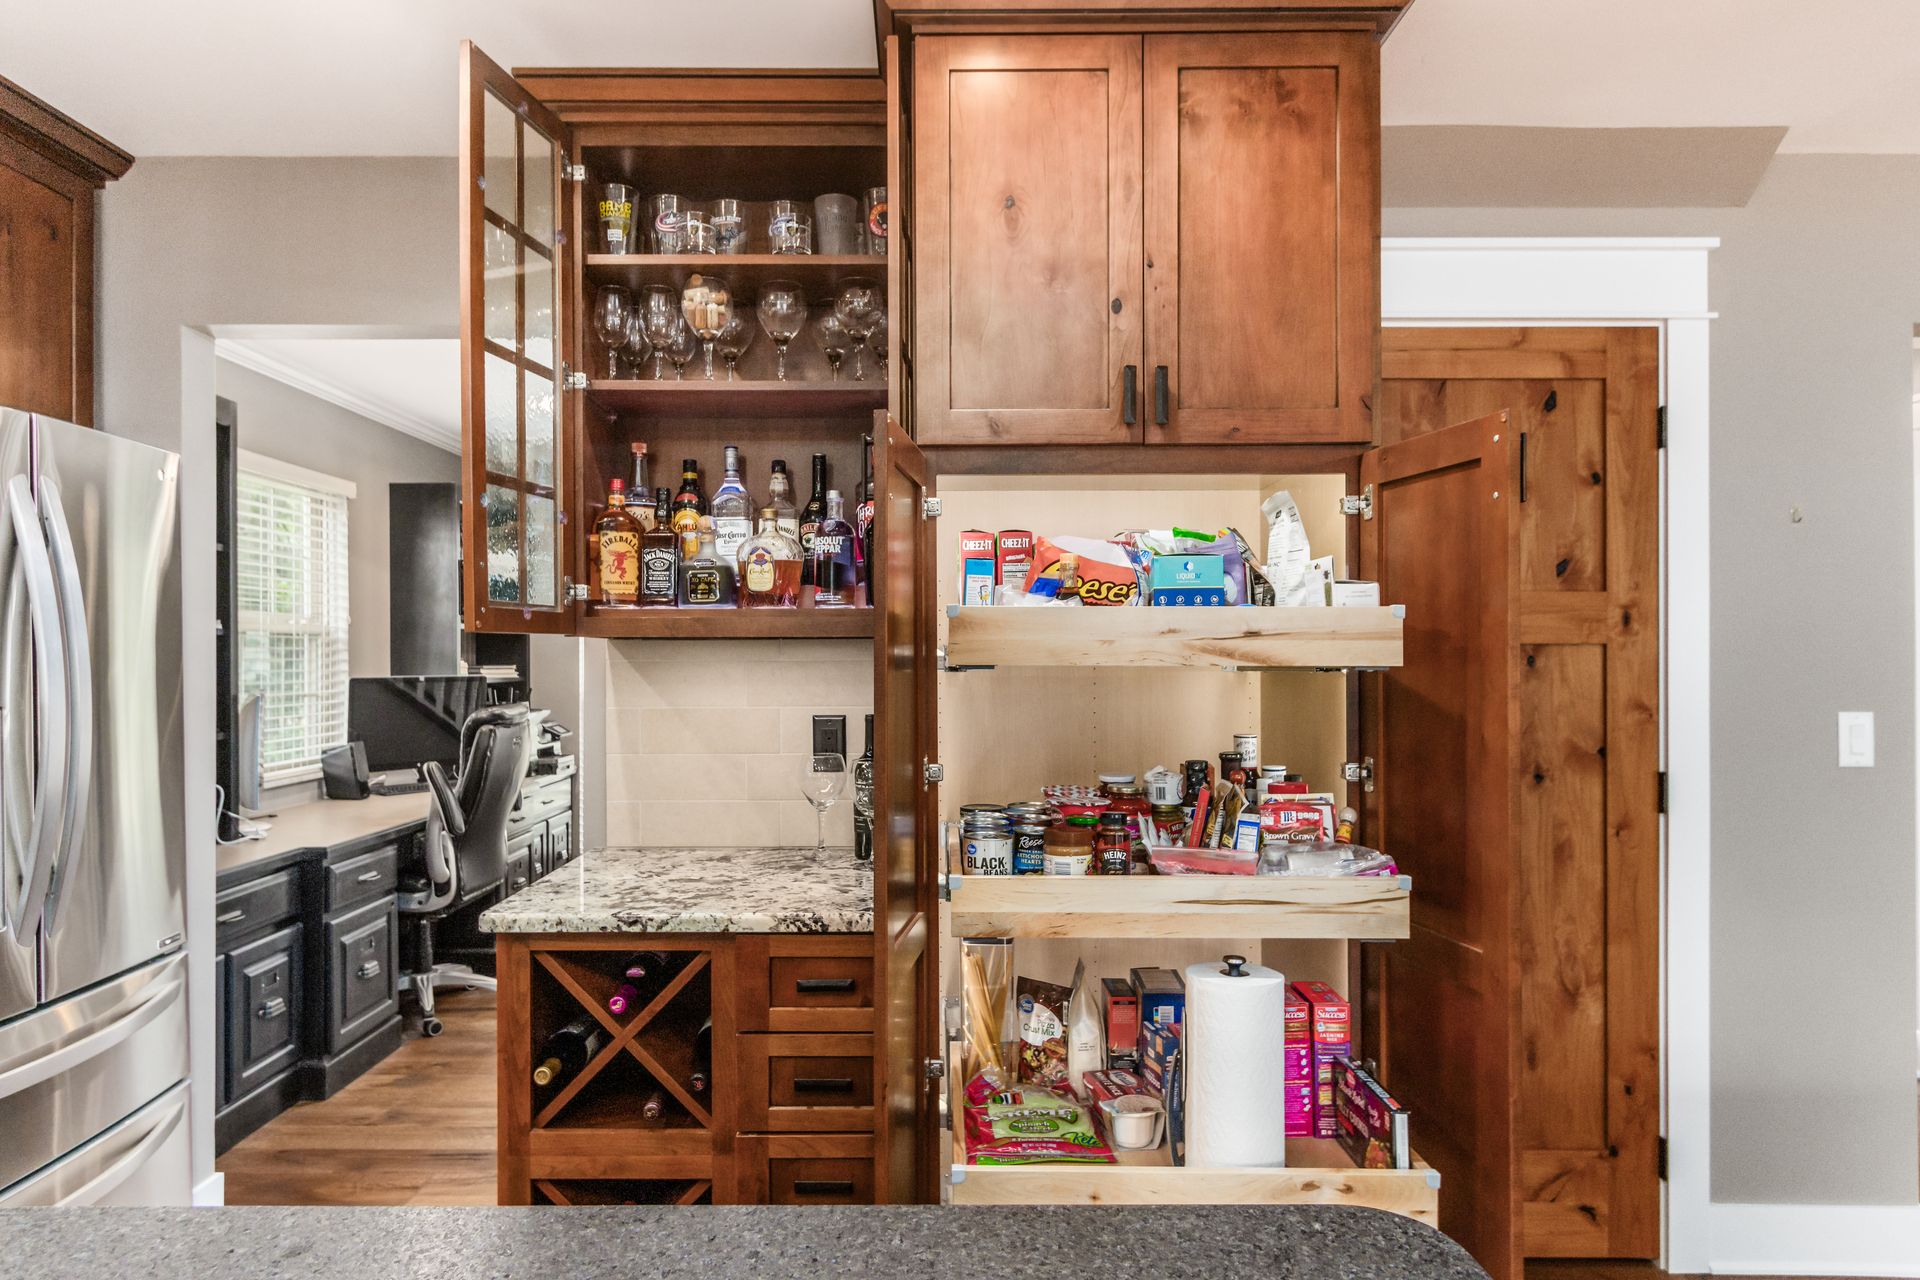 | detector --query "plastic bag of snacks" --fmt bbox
[1123,528,1255,605]
[1016,975,1074,1087]
[962,1072,1117,1165]
[1029,535,1140,606]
